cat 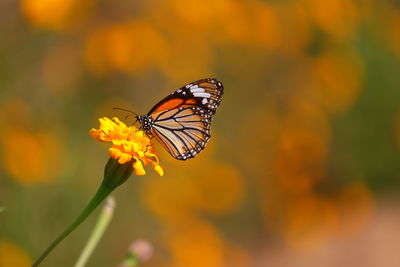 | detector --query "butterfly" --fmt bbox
[128,78,223,160]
